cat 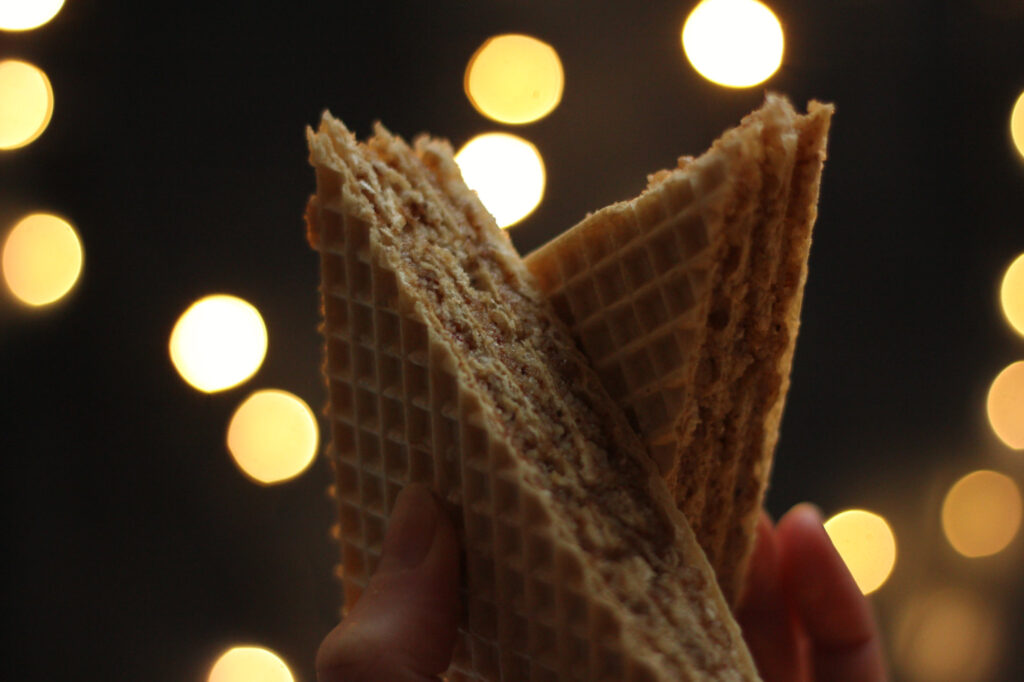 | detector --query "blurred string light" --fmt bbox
[464,33,564,125]
[823,509,897,595]
[226,389,319,484]
[942,470,1022,558]
[1011,90,1024,160]
[455,132,545,228]
[0,59,54,150]
[986,360,1024,449]
[682,0,784,88]
[168,294,268,393]
[1000,252,1024,337]
[0,0,65,31]
[208,646,294,682]
[2,213,82,306]
[895,588,1000,682]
